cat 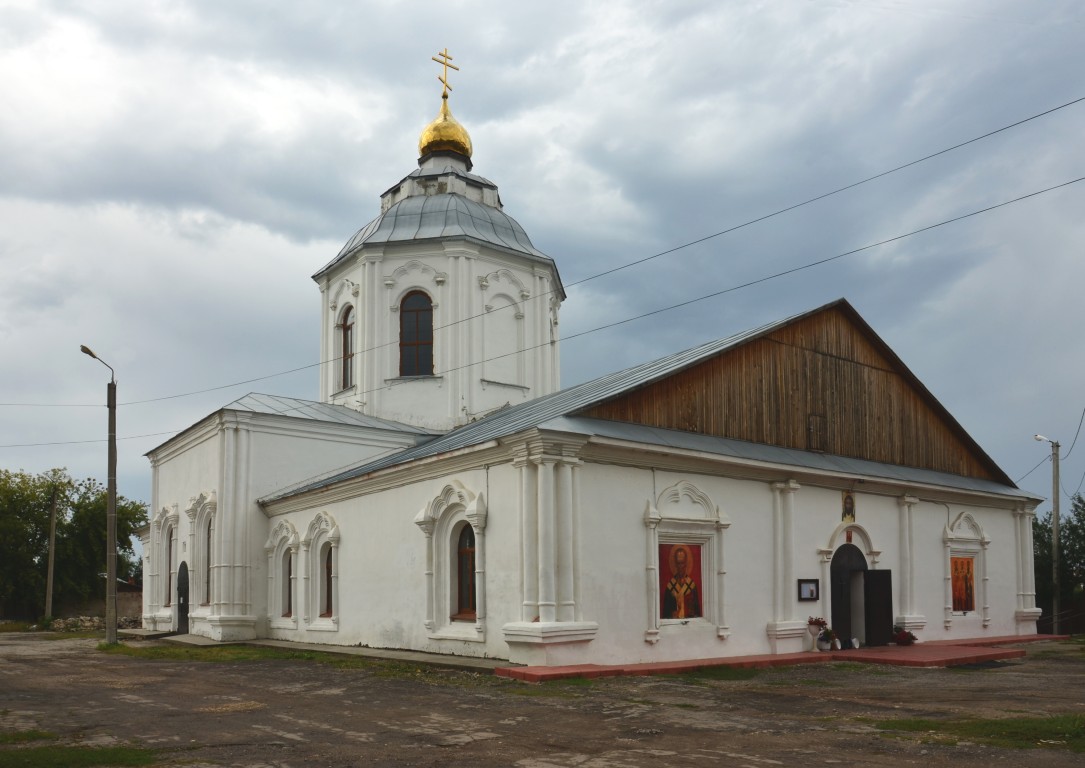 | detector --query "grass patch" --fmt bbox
[680,665,760,682]
[99,643,370,665]
[0,731,56,745]
[0,622,34,633]
[505,677,594,697]
[873,713,1085,753]
[0,745,158,766]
